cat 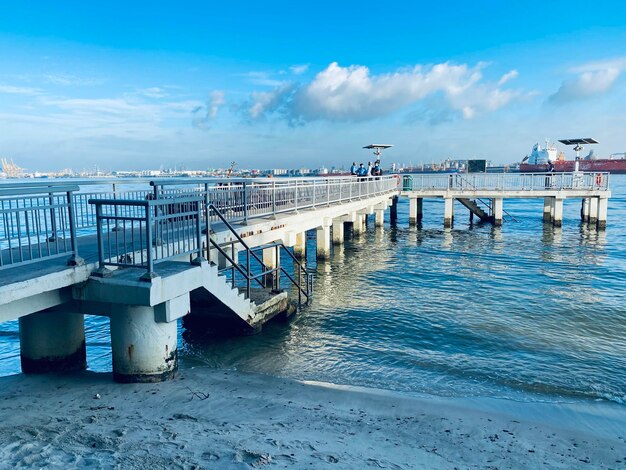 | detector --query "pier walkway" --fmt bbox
[401,172,611,228]
[0,172,611,383]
